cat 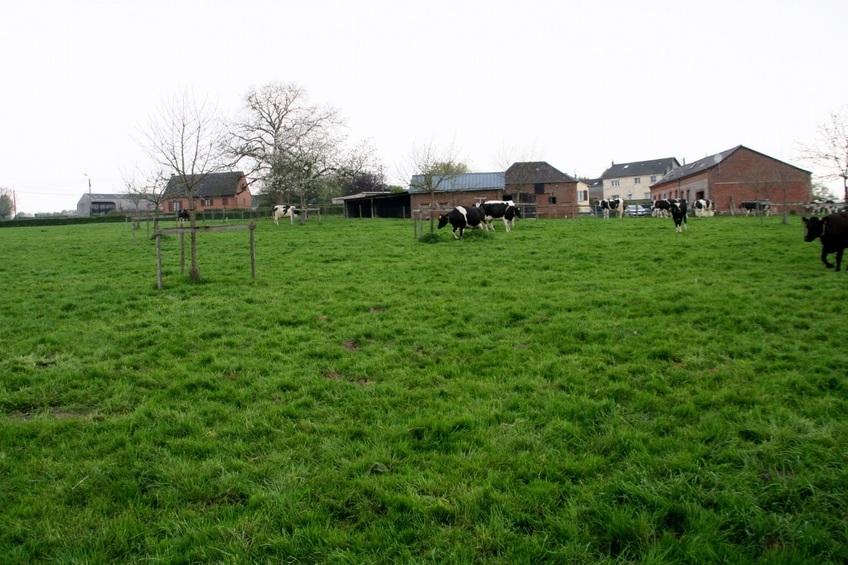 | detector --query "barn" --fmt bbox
[505,162,585,218]
[650,146,811,214]
[408,172,507,211]
[77,193,155,216]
